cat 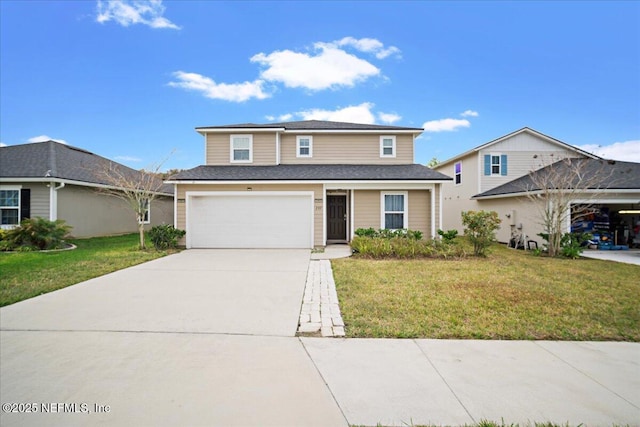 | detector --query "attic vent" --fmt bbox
[66,146,95,155]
